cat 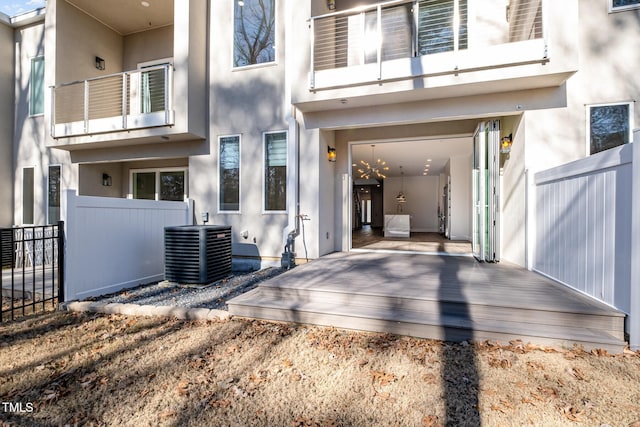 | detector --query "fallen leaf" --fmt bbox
[160,411,176,418]
[422,415,441,427]
[490,404,506,413]
[559,403,583,422]
[422,373,438,384]
[570,367,586,381]
[177,380,190,396]
[371,370,397,386]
